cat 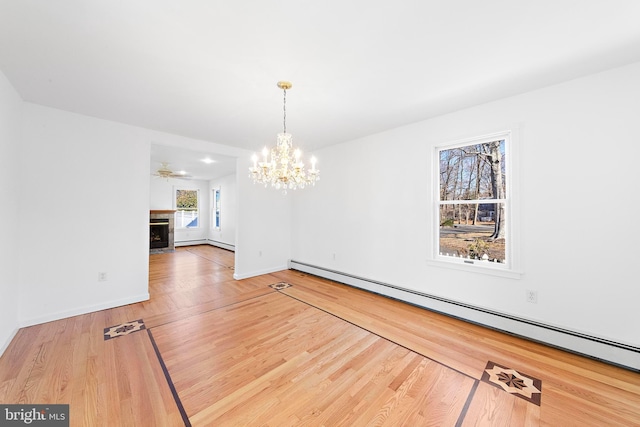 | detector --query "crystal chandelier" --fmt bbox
[249,81,320,193]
